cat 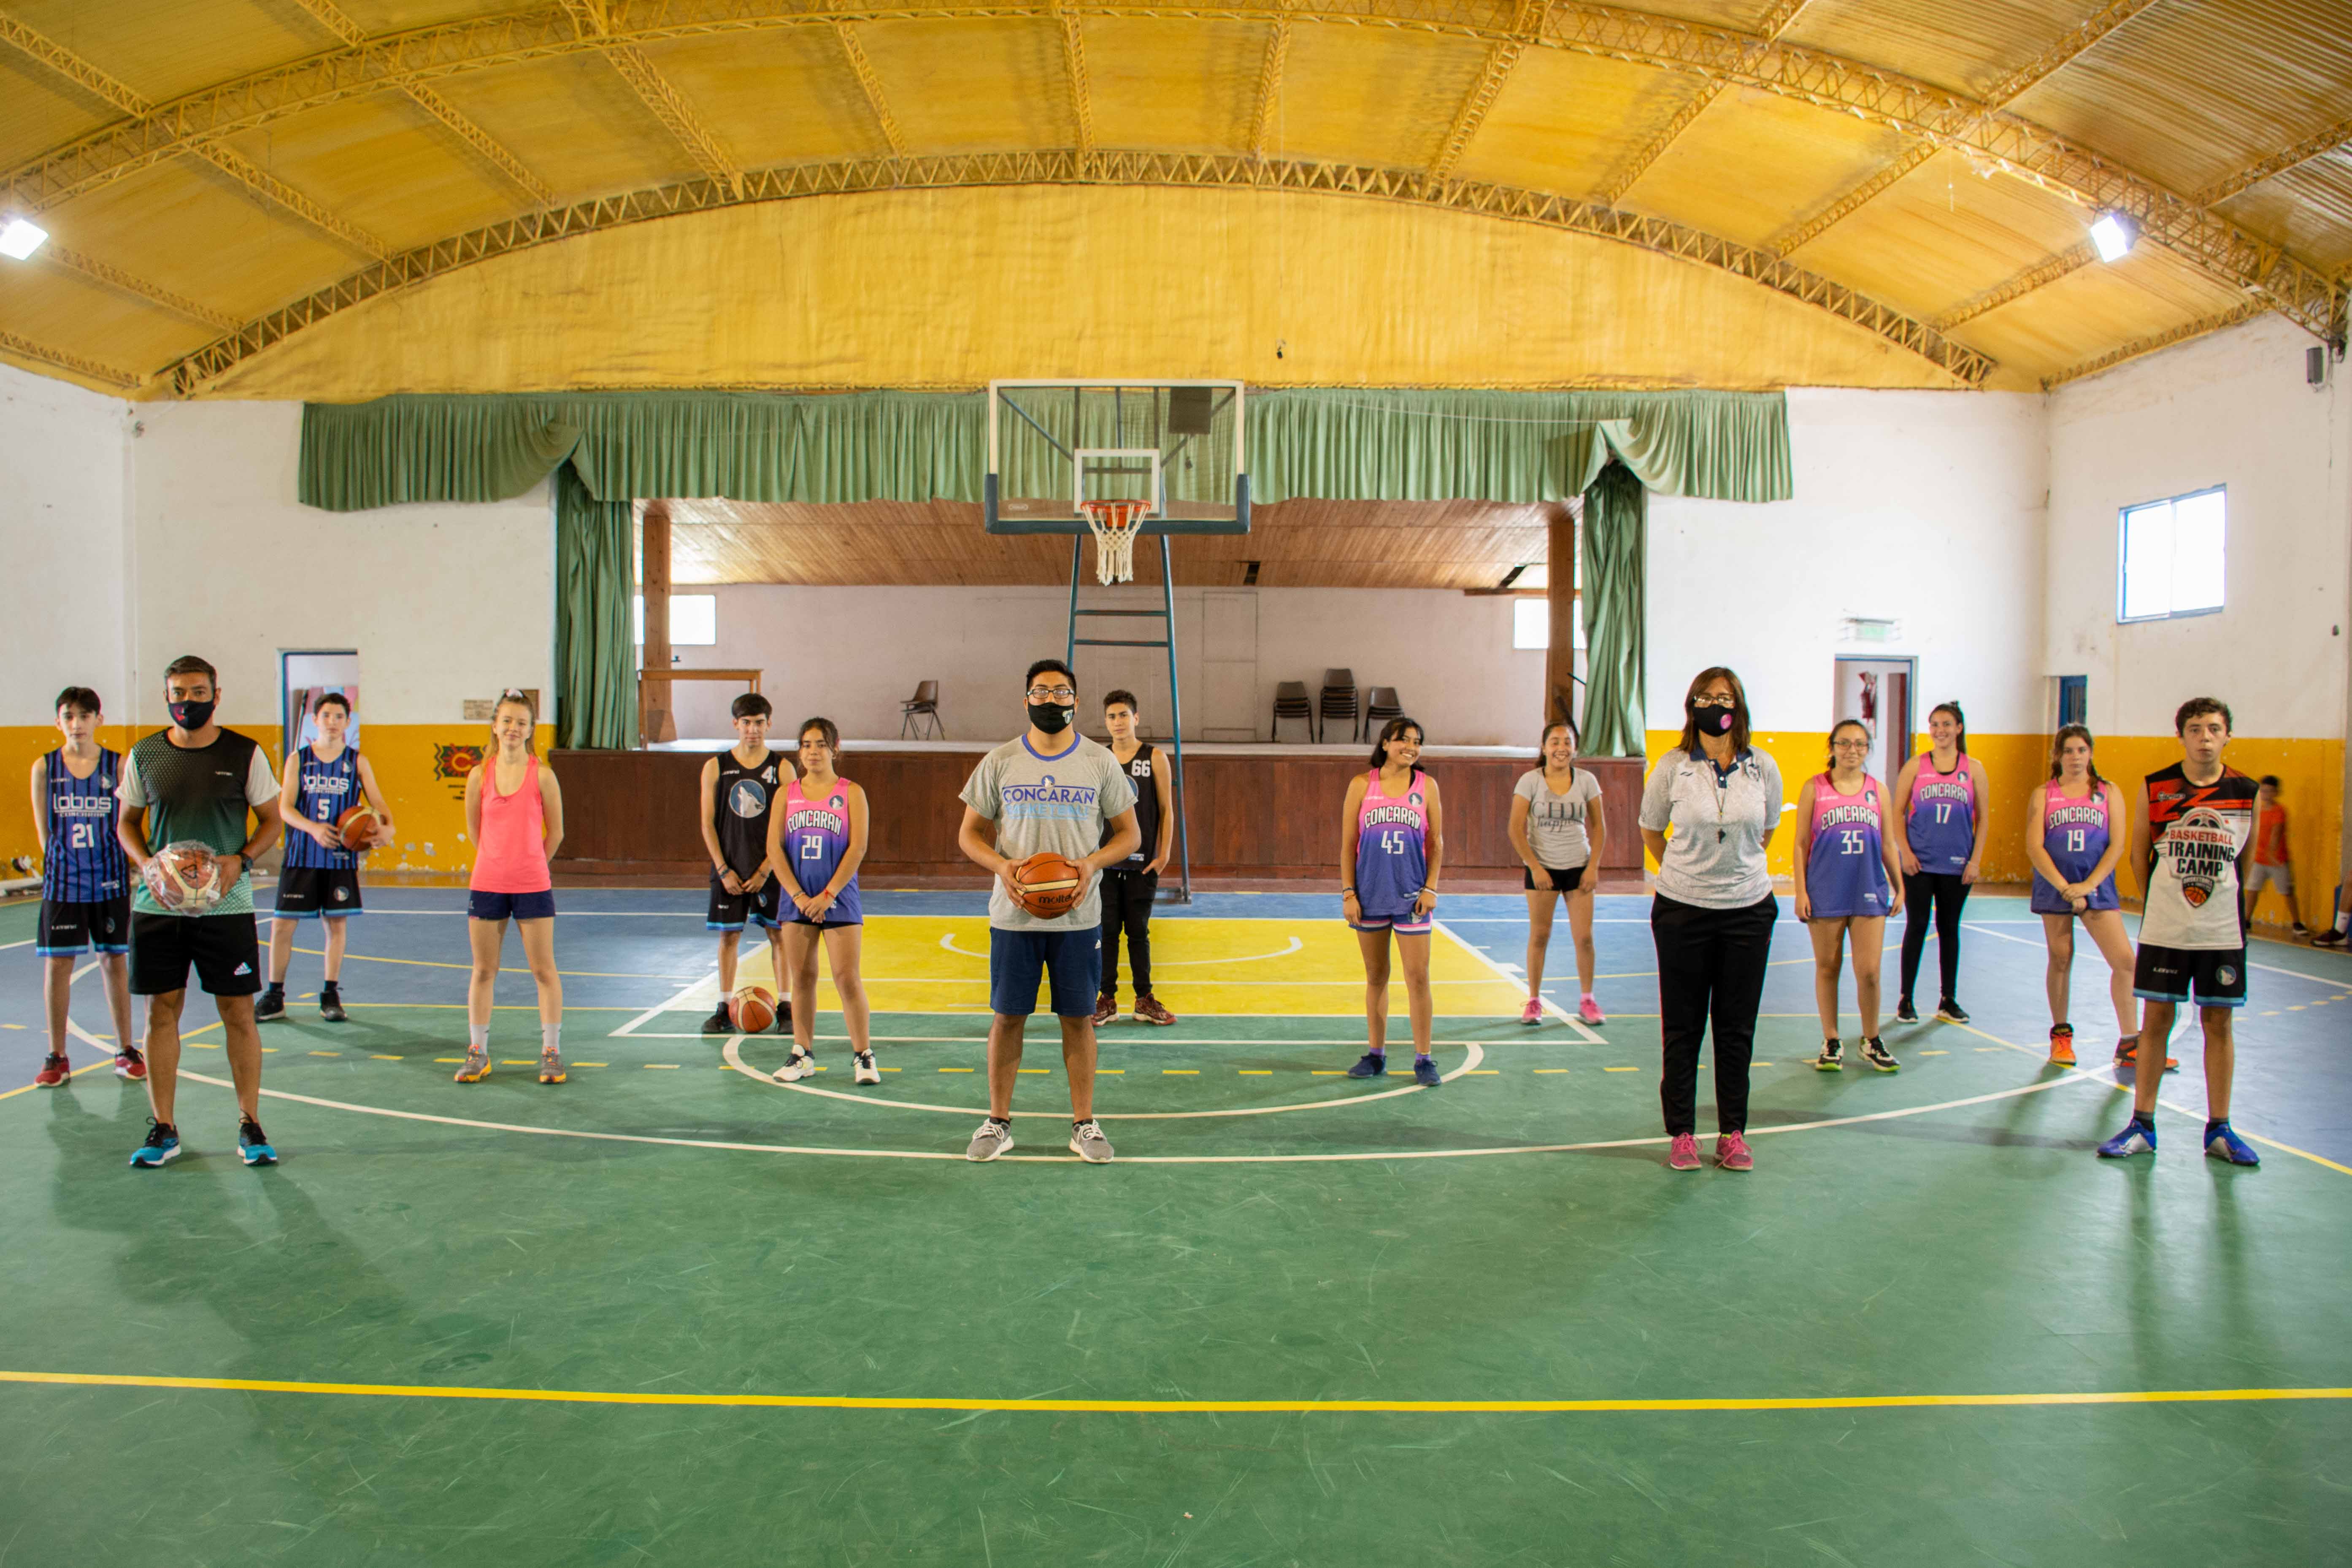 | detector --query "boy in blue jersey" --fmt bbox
[26,688,138,1087]
[259,692,395,1024]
